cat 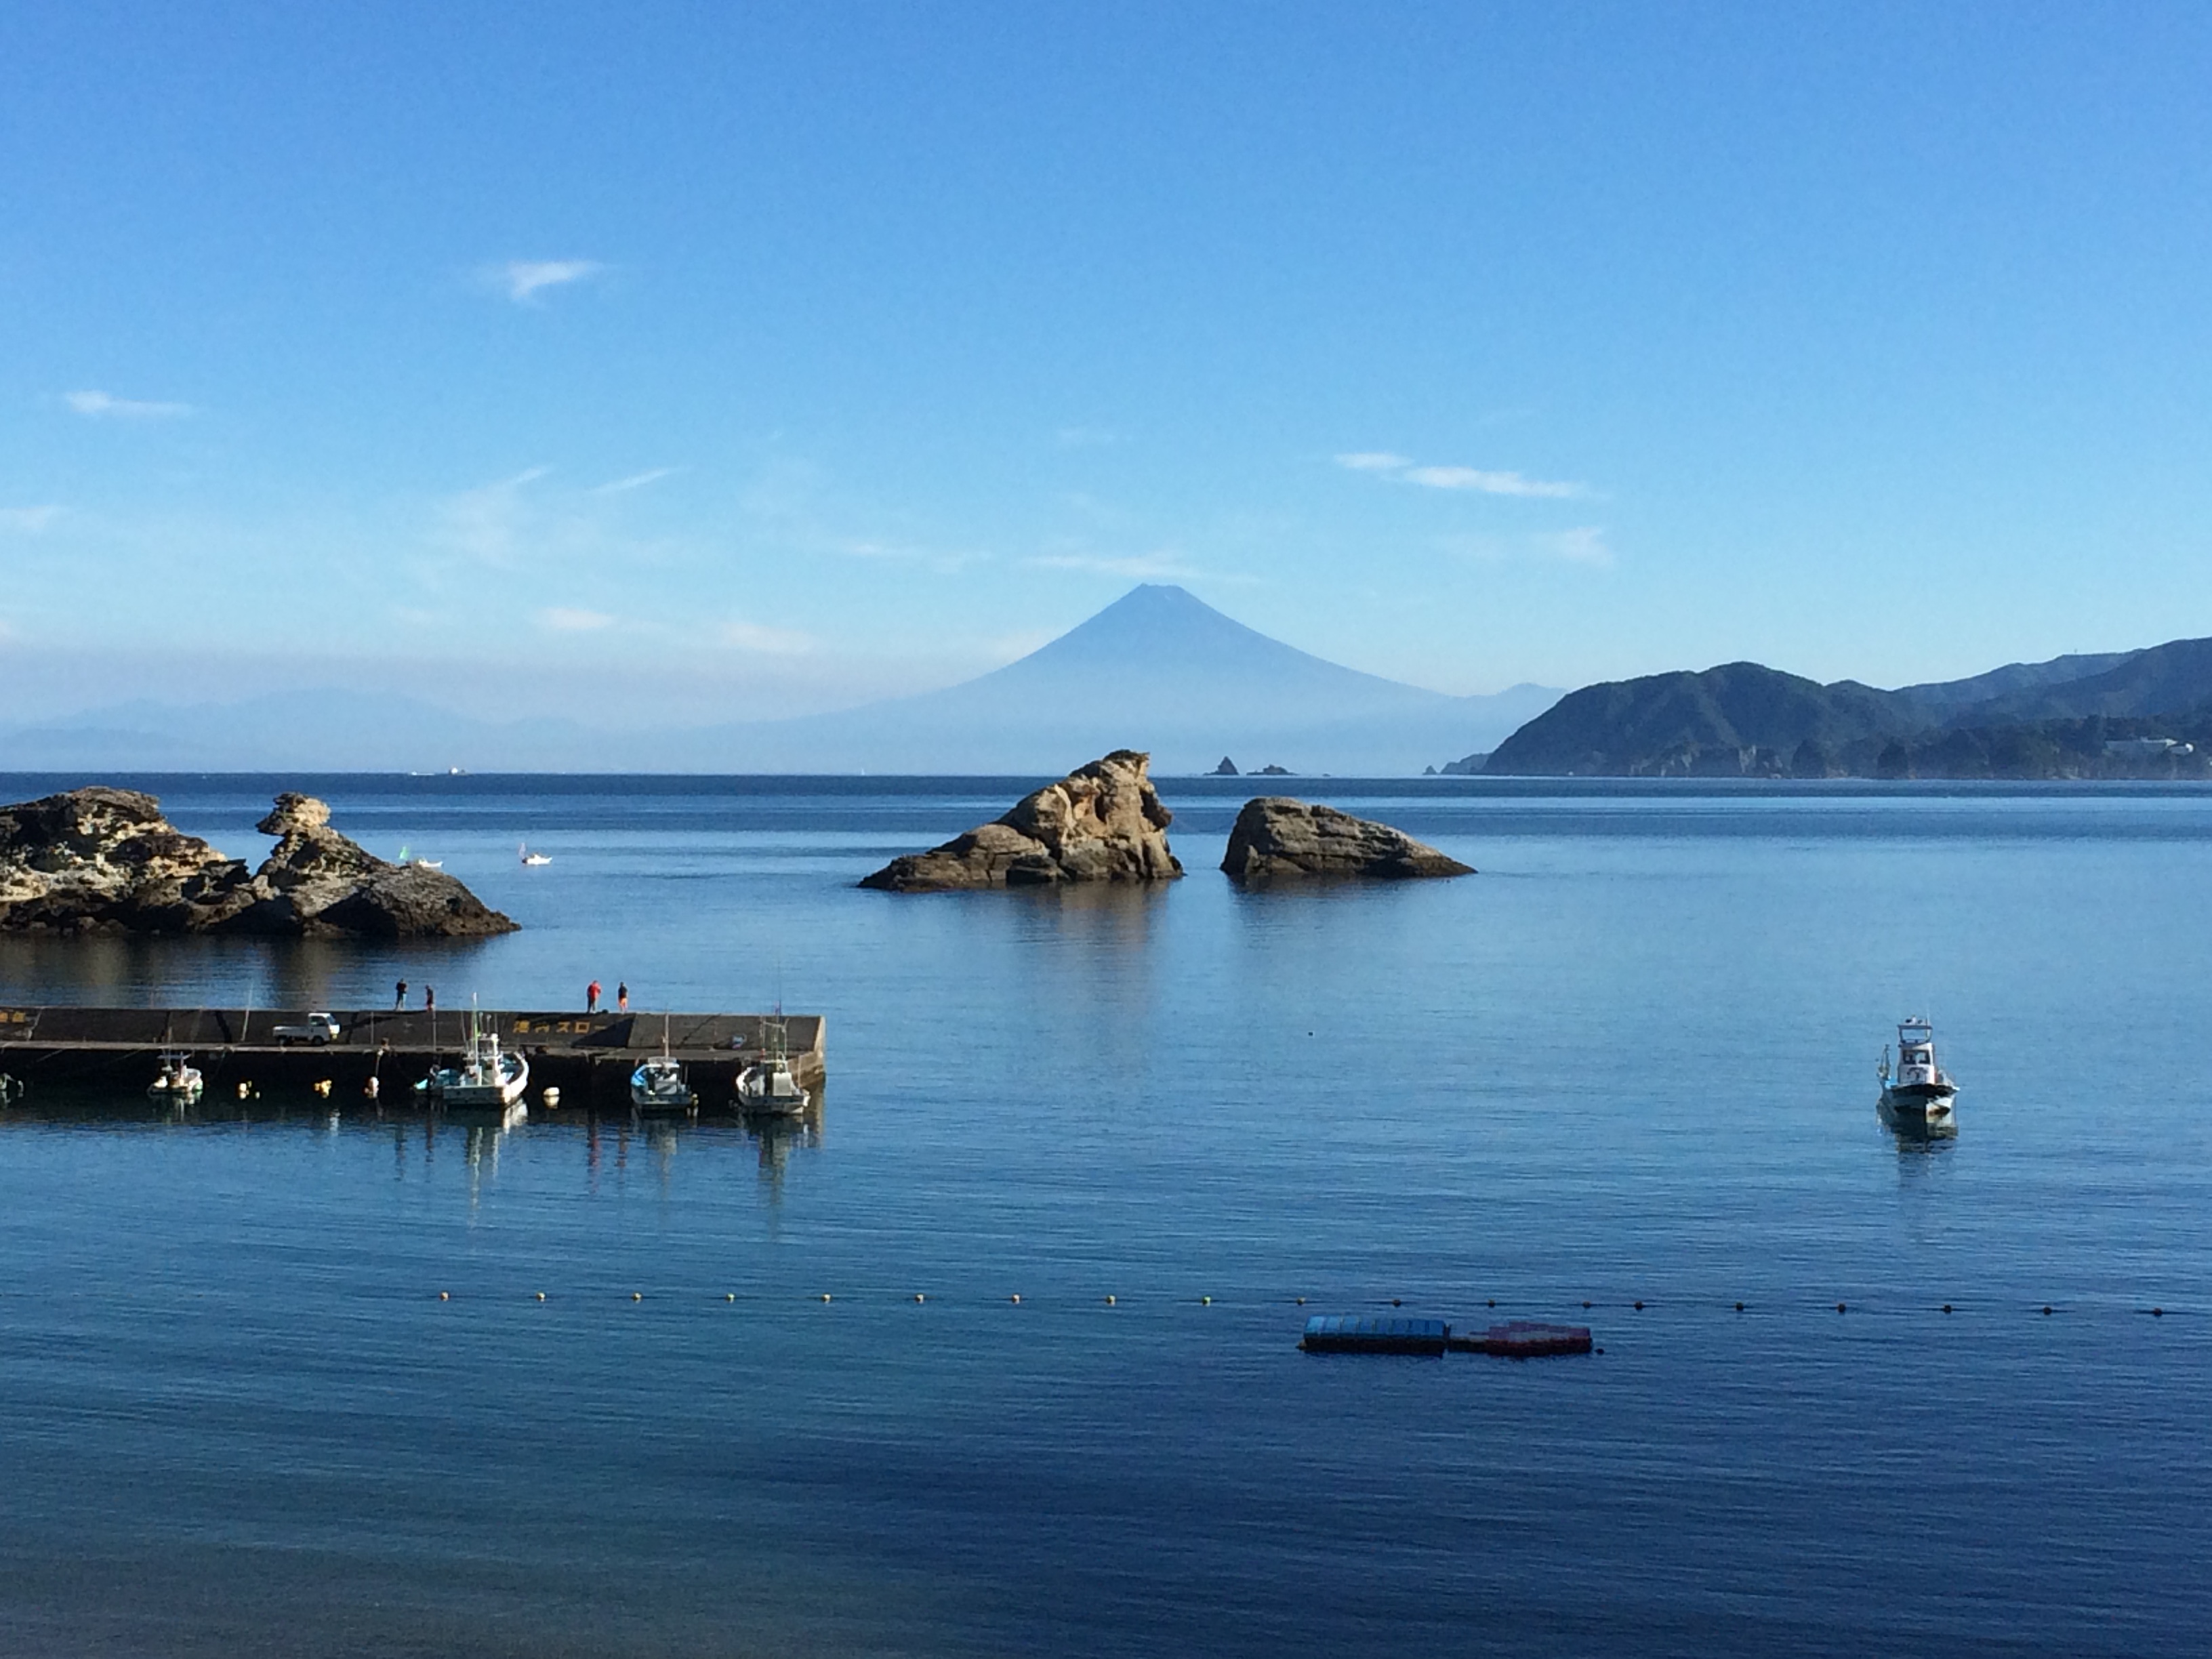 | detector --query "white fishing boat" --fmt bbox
[419,1011,529,1111]
[518,842,552,867]
[148,1050,204,1103]
[630,1015,695,1113]
[736,1014,809,1115]
[1879,1017,1957,1135]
